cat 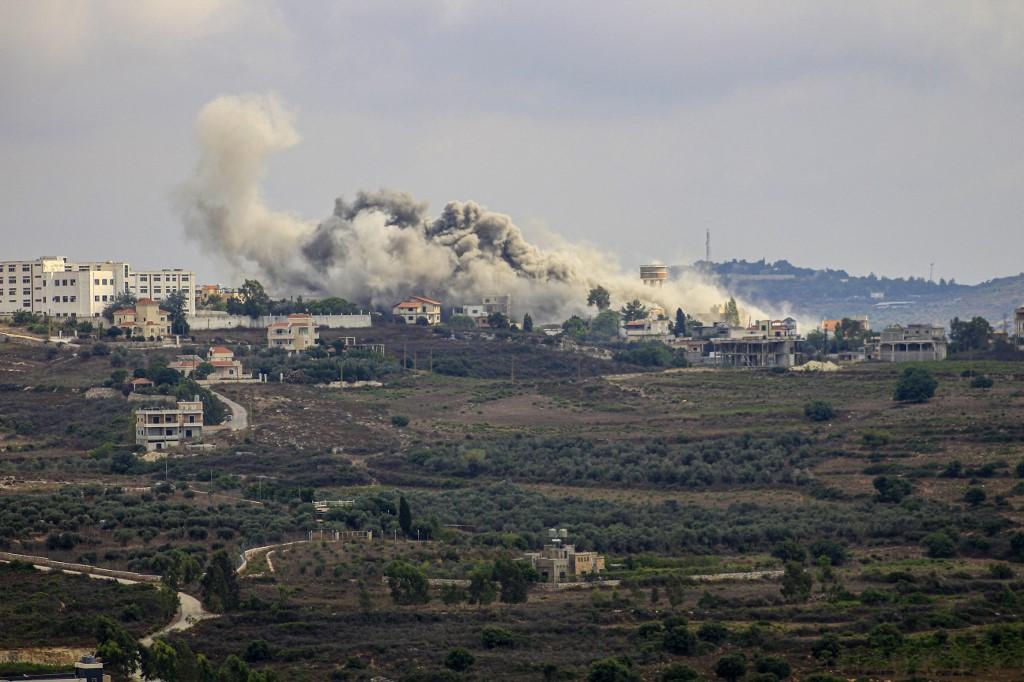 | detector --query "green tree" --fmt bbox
[771,541,806,563]
[468,562,497,606]
[756,656,791,679]
[193,362,215,380]
[200,549,240,612]
[722,298,741,326]
[714,653,747,682]
[488,312,511,329]
[163,549,201,589]
[674,308,687,337]
[384,560,430,604]
[780,561,812,603]
[811,634,842,664]
[163,290,190,336]
[102,292,137,322]
[663,623,698,655]
[587,286,611,310]
[448,314,477,330]
[95,616,140,680]
[399,496,412,535]
[493,556,535,603]
[444,648,475,672]
[587,657,640,682]
[142,640,179,681]
[873,476,912,503]
[522,313,534,332]
[867,623,904,656]
[562,315,588,337]
[620,299,648,322]
[589,309,621,340]
[949,316,993,353]
[236,279,271,319]
[894,366,937,403]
